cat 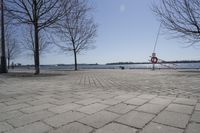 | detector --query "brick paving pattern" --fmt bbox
[0,69,200,133]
